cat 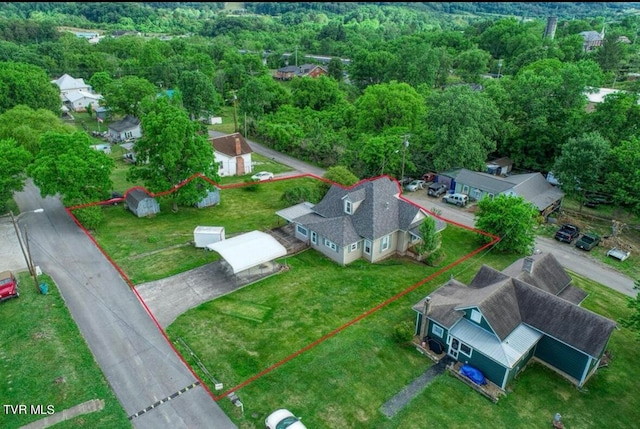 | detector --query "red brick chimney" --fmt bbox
[235,137,241,155]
